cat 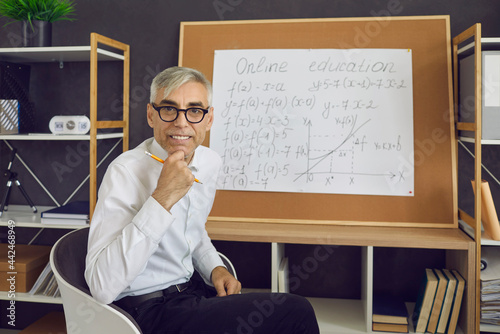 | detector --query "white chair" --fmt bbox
[51,227,237,334]
[50,227,142,334]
